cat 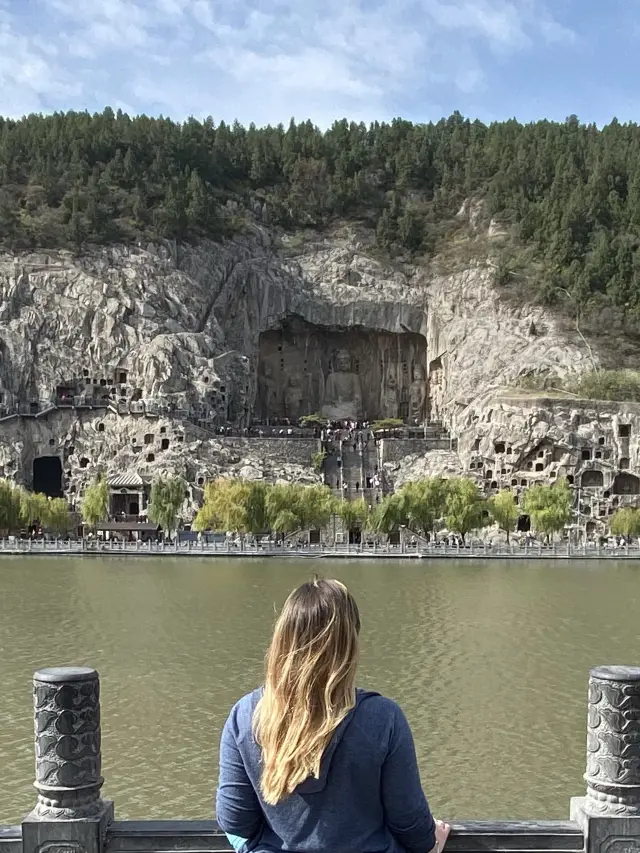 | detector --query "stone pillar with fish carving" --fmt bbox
[571,666,640,853]
[22,667,113,853]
